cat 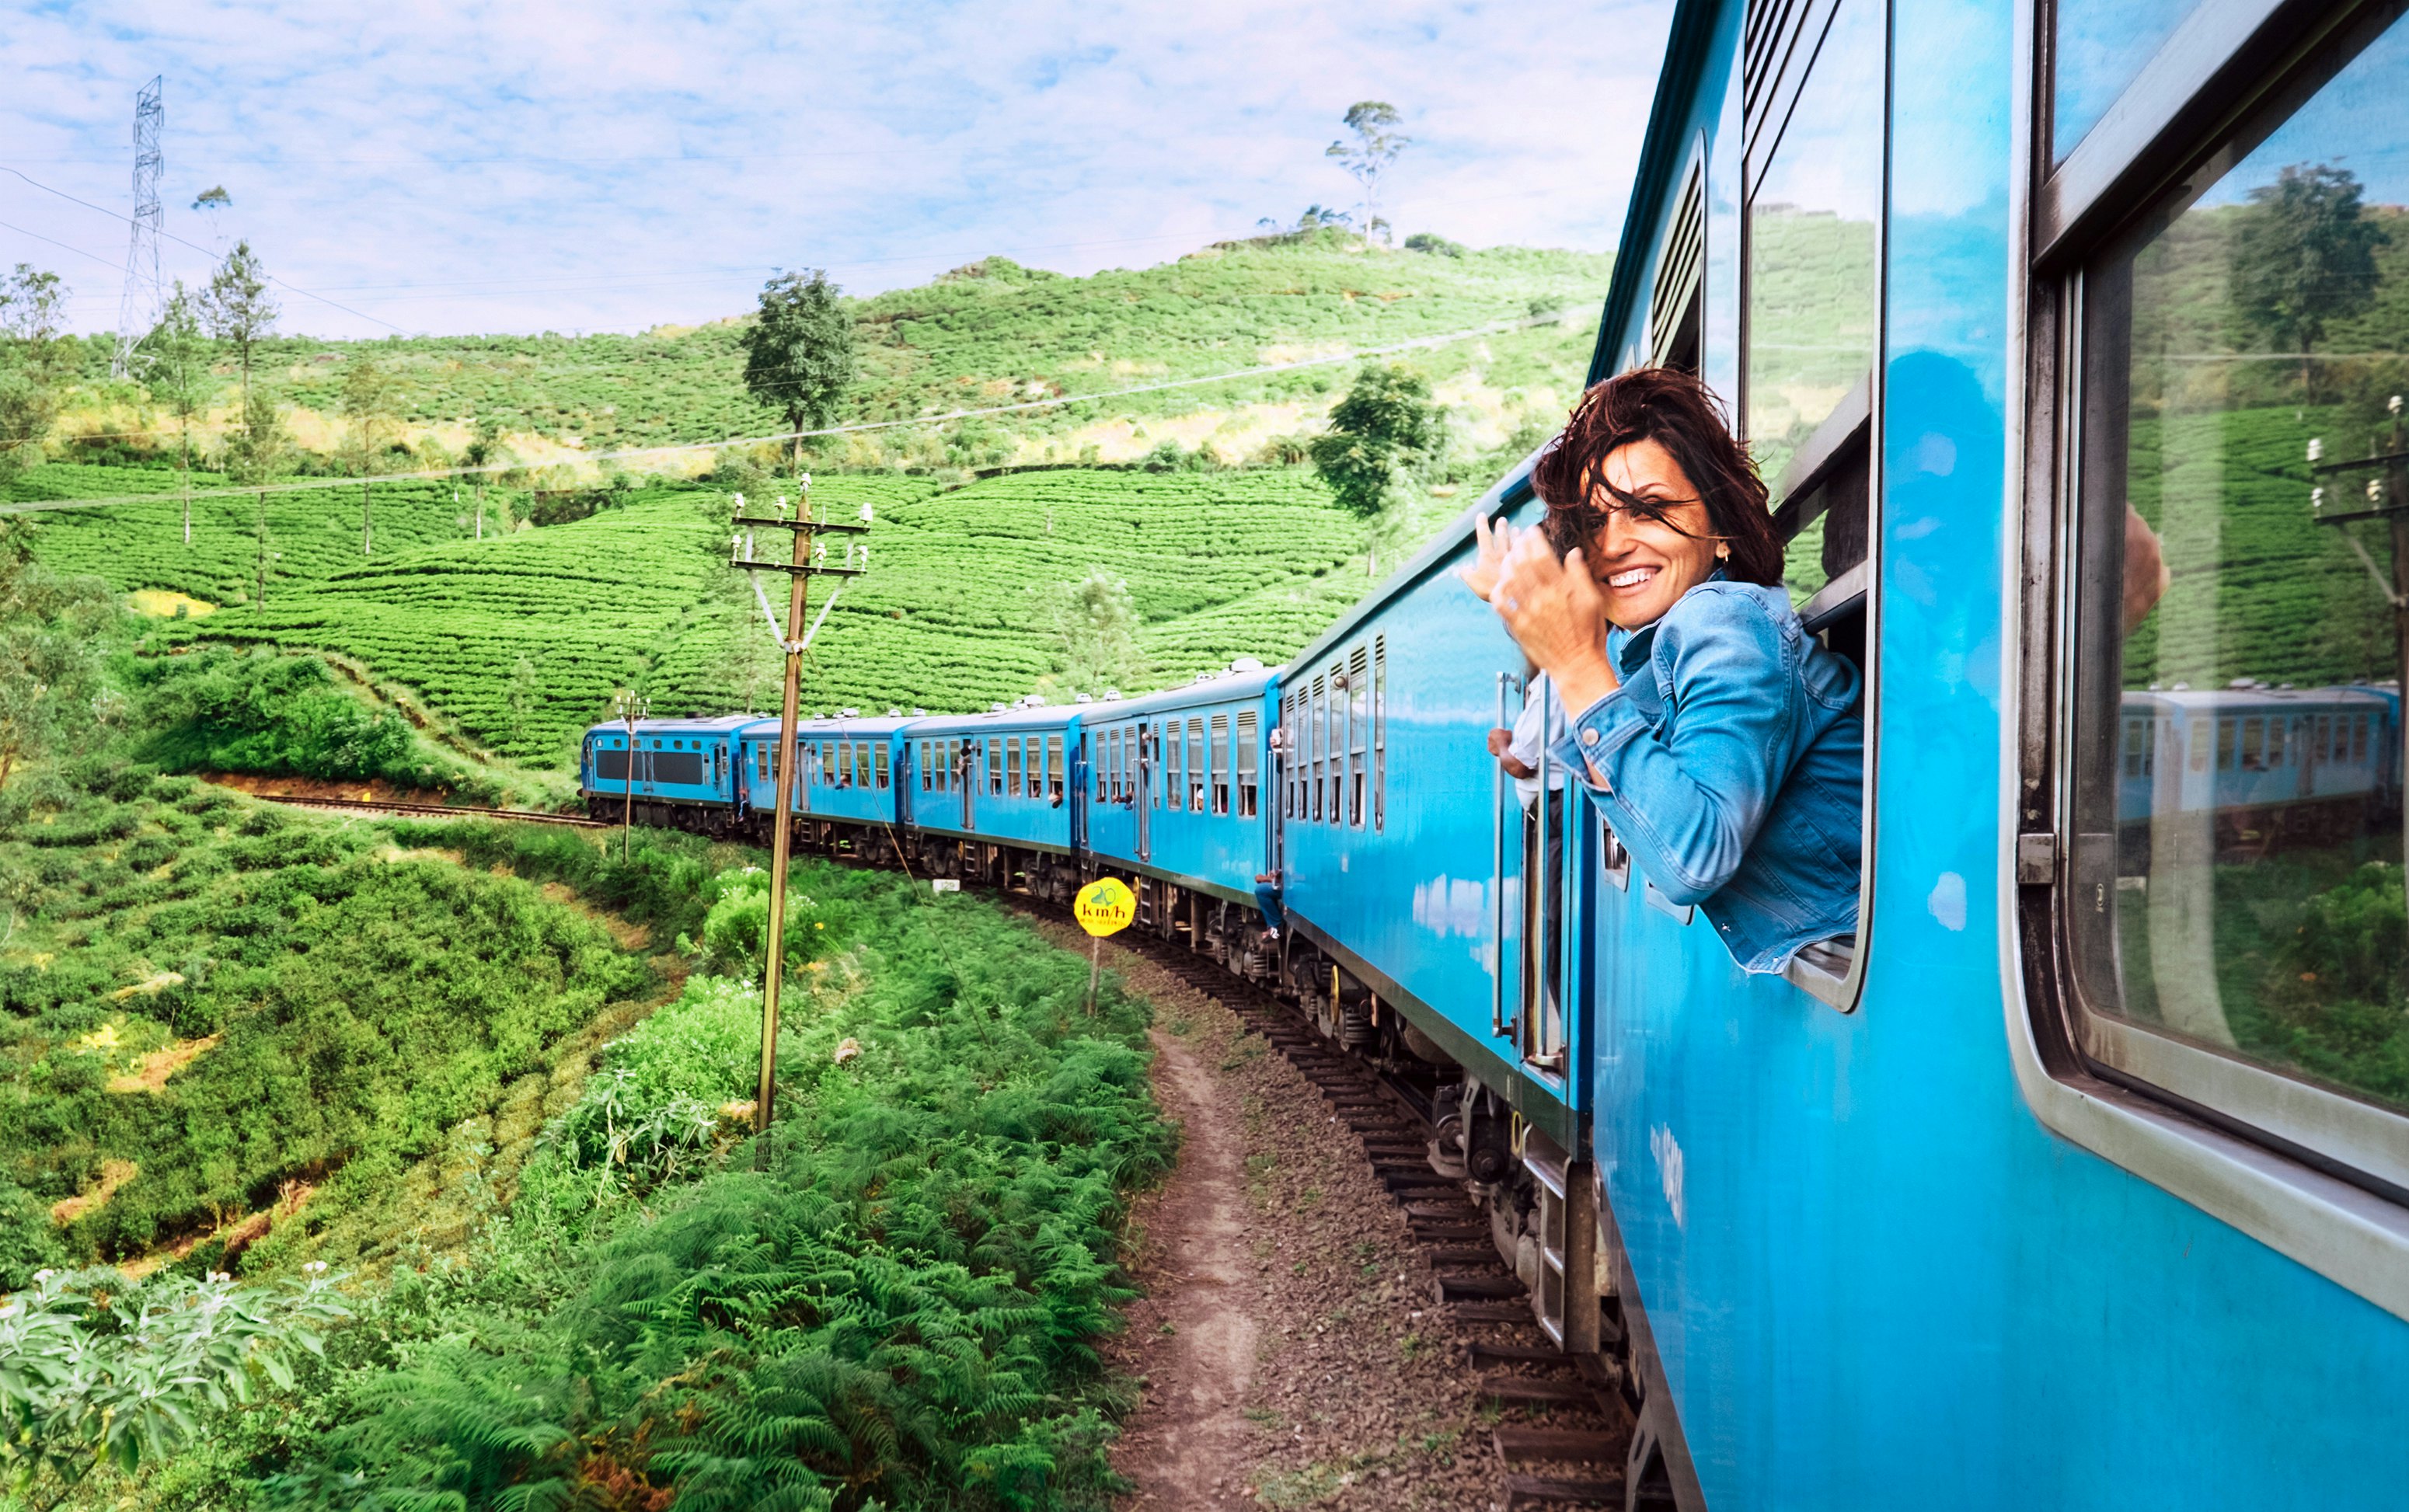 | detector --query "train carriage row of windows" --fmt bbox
[2120,710,2379,777]
[1282,637,1387,830]
[1093,711,1262,817]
